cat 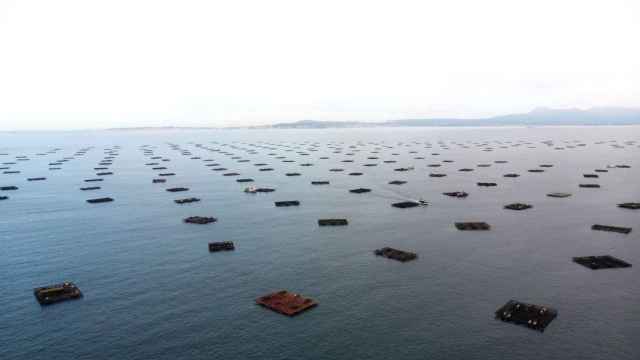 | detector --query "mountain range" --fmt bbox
[257,107,640,129]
